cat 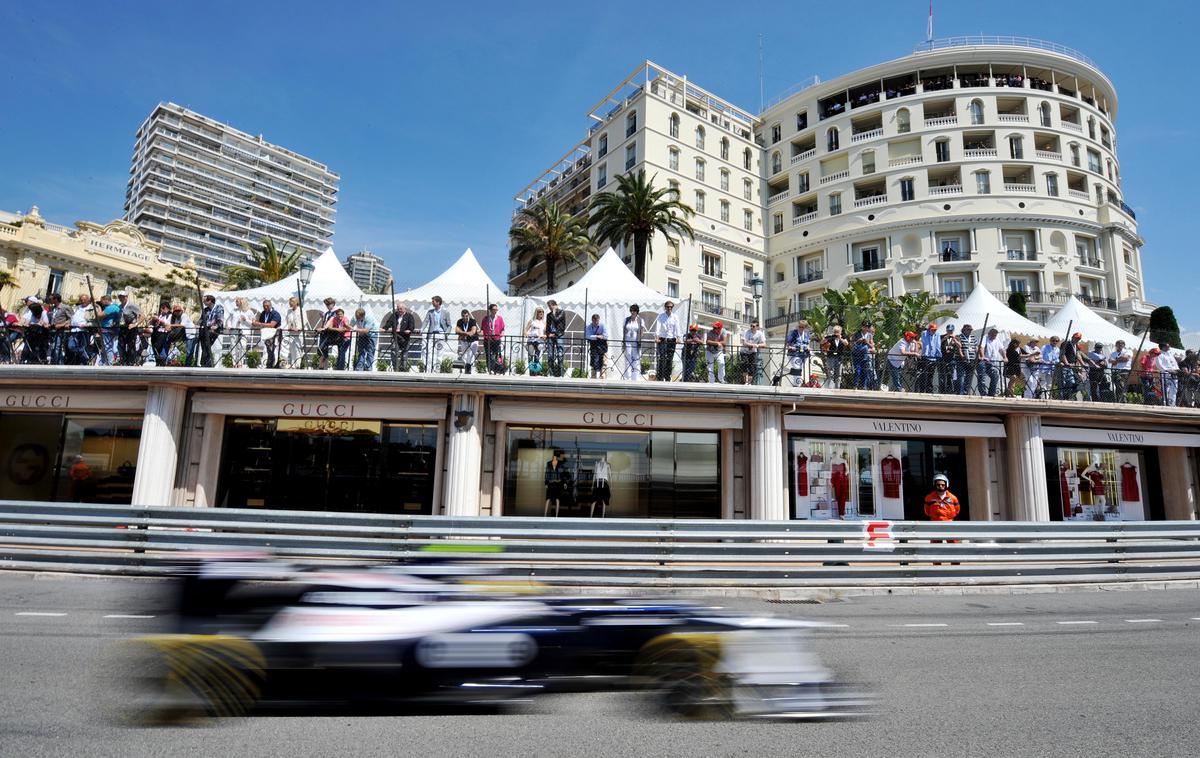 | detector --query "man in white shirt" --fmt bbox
[1020,338,1041,398]
[424,295,450,373]
[653,301,682,381]
[886,331,920,392]
[978,327,1005,397]
[1154,342,1180,406]
[66,294,94,365]
[1108,340,1133,403]
[740,320,766,385]
[1040,336,1061,393]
